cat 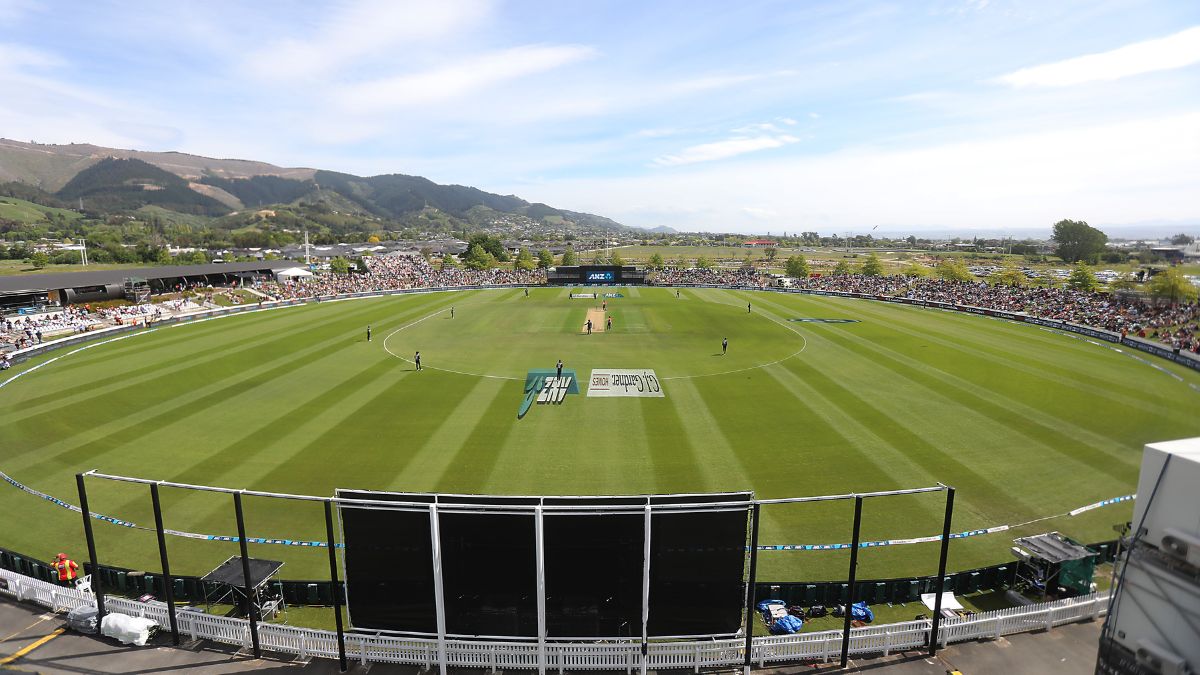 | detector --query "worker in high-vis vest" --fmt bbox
[53,553,79,586]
